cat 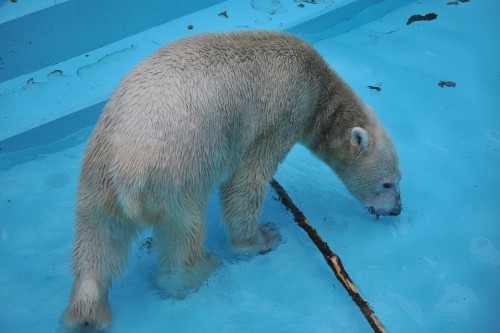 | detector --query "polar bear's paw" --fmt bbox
[156,253,220,300]
[258,223,282,255]
[230,223,282,256]
[63,281,111,331]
